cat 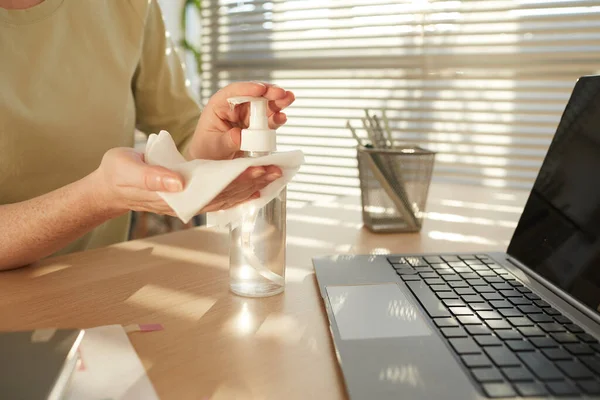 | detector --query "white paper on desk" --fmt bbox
[65,324,159,400]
